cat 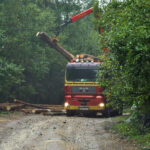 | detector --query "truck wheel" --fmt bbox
[66,110,75,116]
[102,108,110,118]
